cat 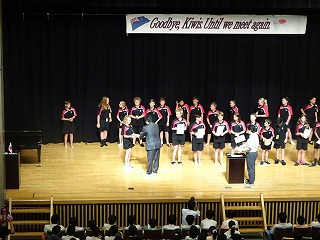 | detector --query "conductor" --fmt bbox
[140,115,162,176]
